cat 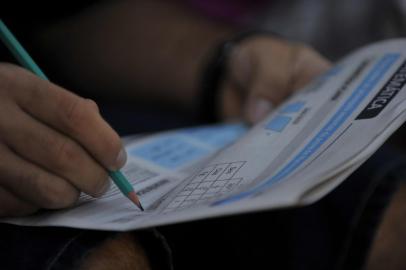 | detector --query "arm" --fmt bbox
[32,0,330,119]
[0,0,331,217]
[32,0,234,110]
